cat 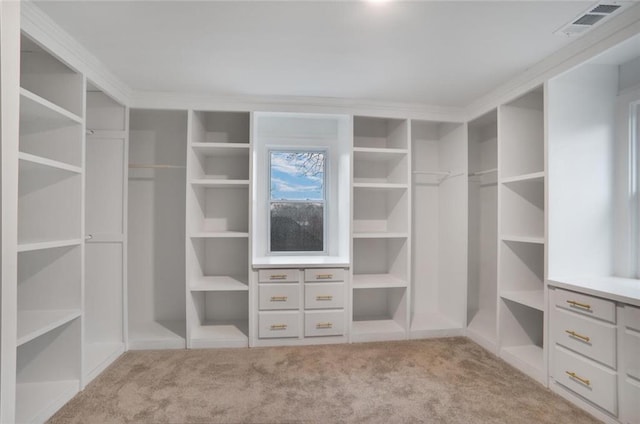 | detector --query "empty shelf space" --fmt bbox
[16,380,79,424]
[351,319,406,338]
[352,274,408,289]
[17,309,81,346]
[190,179,249,188]
[410,313,461,332]
[500,290,544,311]
[353,232,409,239]
[467,309,497,344]
[128,320,186,350]
[501,171,545,184]
[17,238,82,253]
[352,182,408,190]
[353,147,408,160]
[19,152,82,174]
[190,231,249,238]
[501,235,545,244]
[190,276,249,291]
[190,320,249,348]
[191,142,250,156]
[20,88,82,129]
